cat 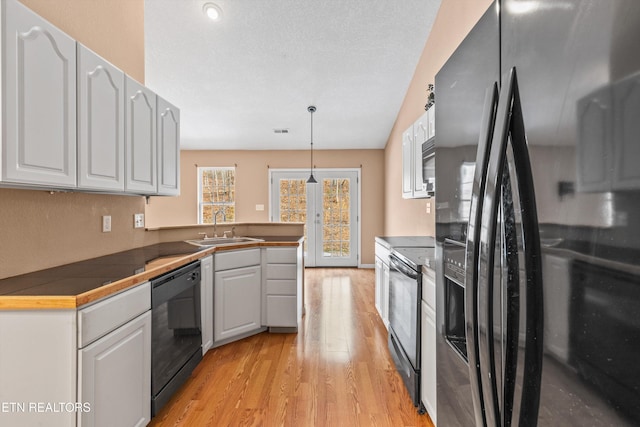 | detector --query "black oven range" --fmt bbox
[387,245,434,413]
